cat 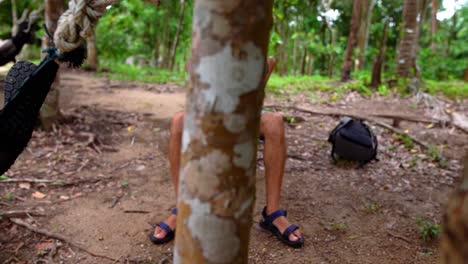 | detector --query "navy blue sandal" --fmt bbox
[149,208,177,244]
[259,207,304,248]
